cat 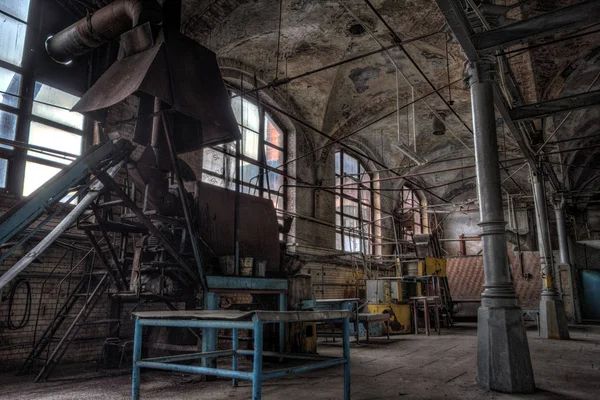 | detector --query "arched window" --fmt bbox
[201,93,286,211]
[335,150,373,254]
[400,186,423,240]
